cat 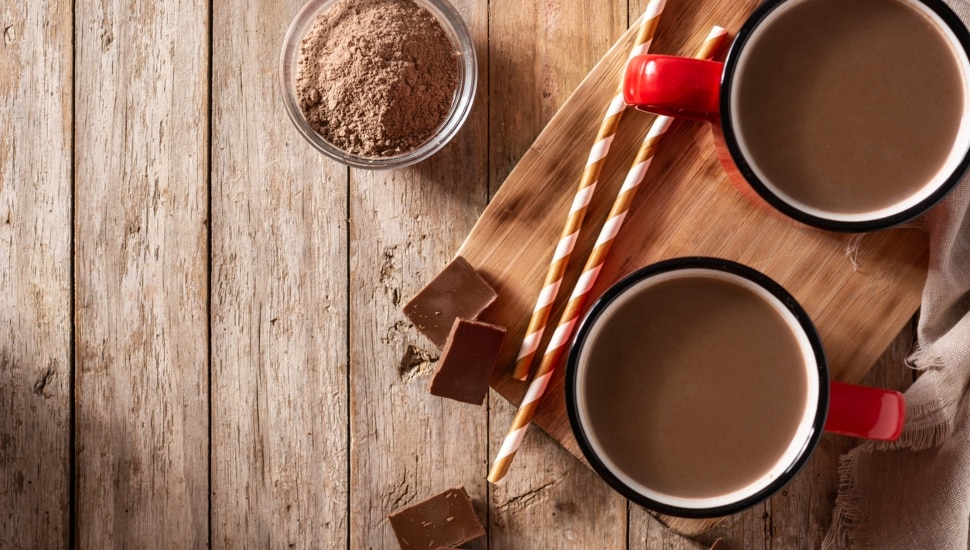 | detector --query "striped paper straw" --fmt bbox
[488,26,729,484]
[510,0,668,382]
